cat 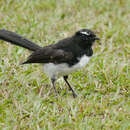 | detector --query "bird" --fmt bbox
[0,28,100,97]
